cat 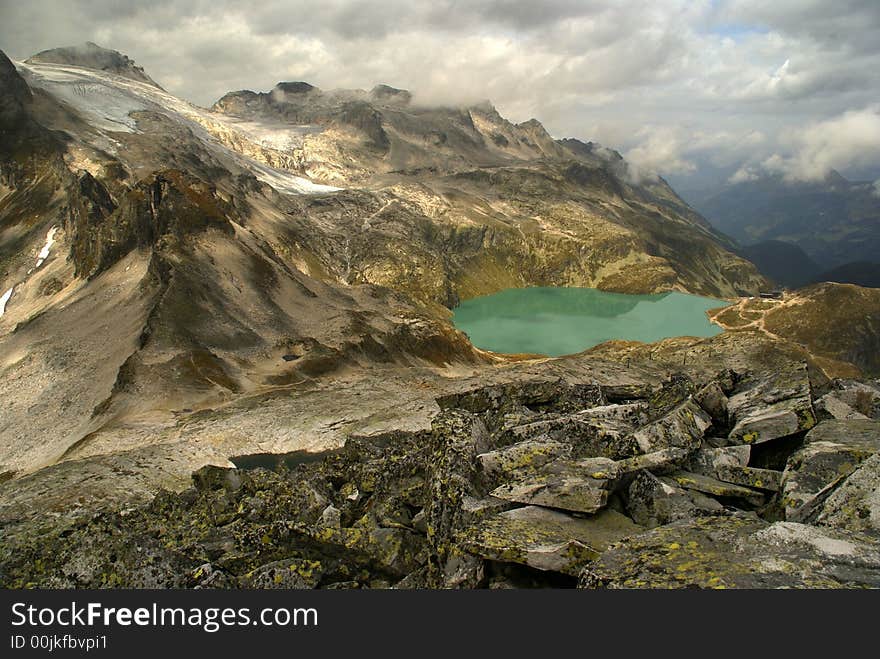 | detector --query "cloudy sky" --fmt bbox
[2,0,879,192]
